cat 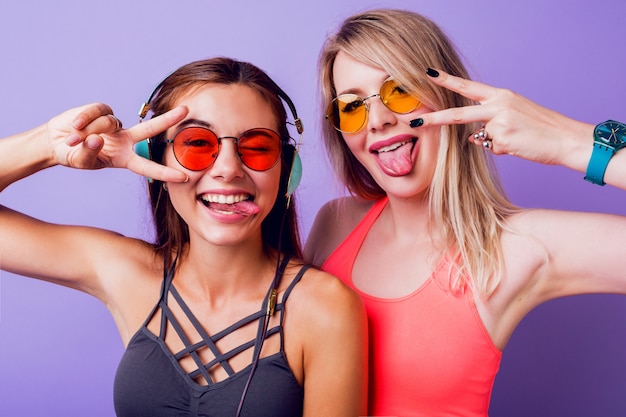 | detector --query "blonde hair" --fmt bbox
[318,9,519,295]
